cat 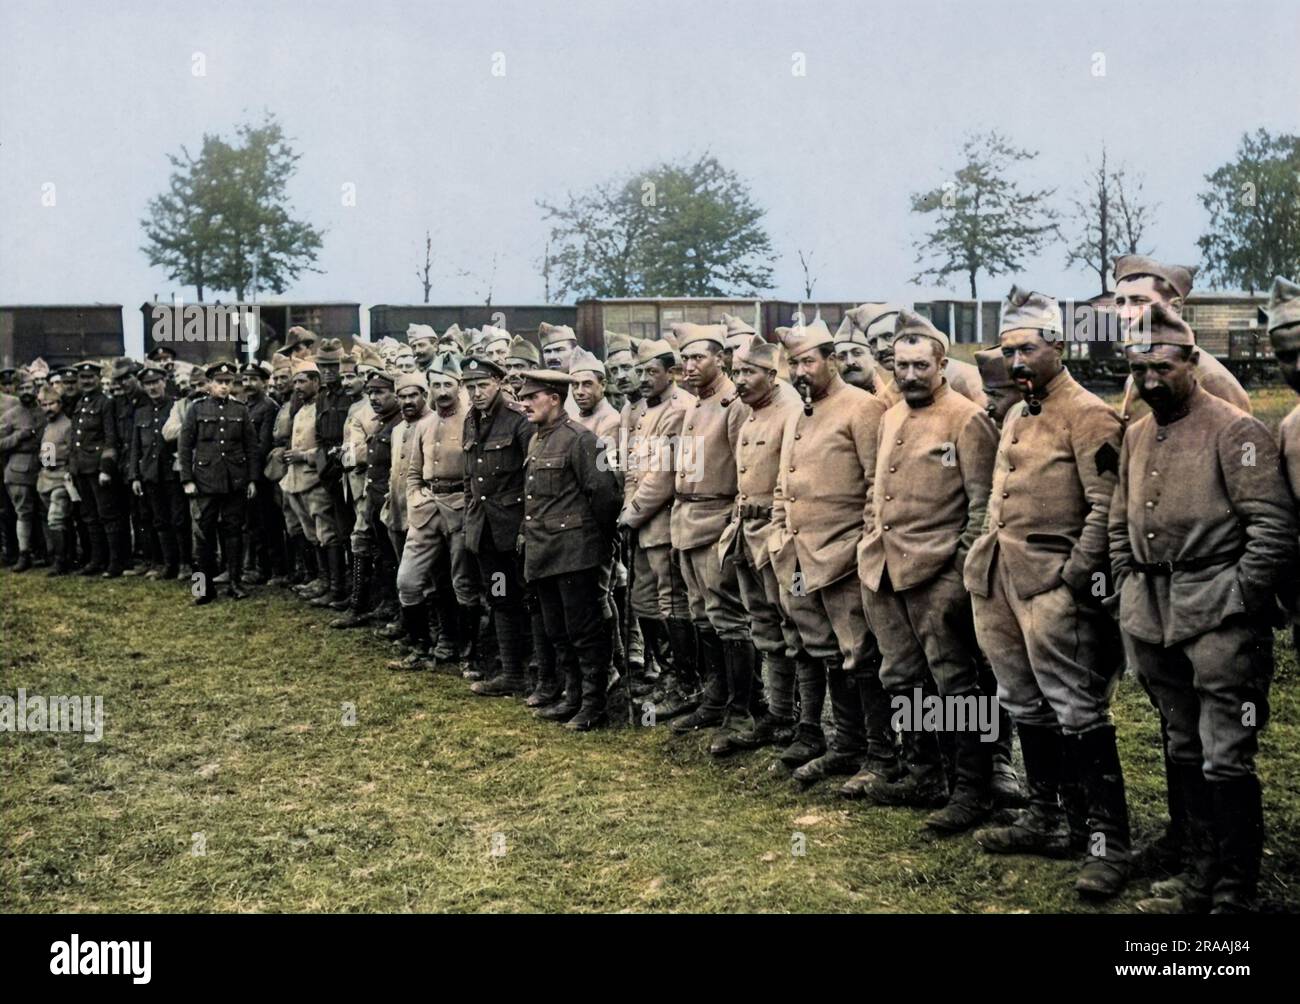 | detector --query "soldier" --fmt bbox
[833,316,878,393]
[1111,305,1296,914]
[241,361,283,584]
[268,353,293,405]
[0,375,43,571]
[1113,256,1251,424]
[479,326,512,368]
[310,339,354,606]
[395,352,480,666]
[714,336,804,754]
[516,369,622,728]
[460,355,536,697]
[618,339,695,716]
[845,303,988,409]
[667,321,755,744]
[1267,276,1300,649]
[283,325,317,361]
[438,324,468,358]
[35,385,74,574]
[282,359,340,601]
[770,320,898,787]
[129,364,185,581]
[858,310,998,833]
[720,313,757,375]
[963,288,1129,897]
[538,323,582,418]
[382,373,435,662]
[109,359,150,574]
[504,335,542,399]
[69,360,124,577]
[178,361,259,603]
[407,325,438,375]
[974,347,1023,427]
[603,332,641,414]
[162,365,206,578]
